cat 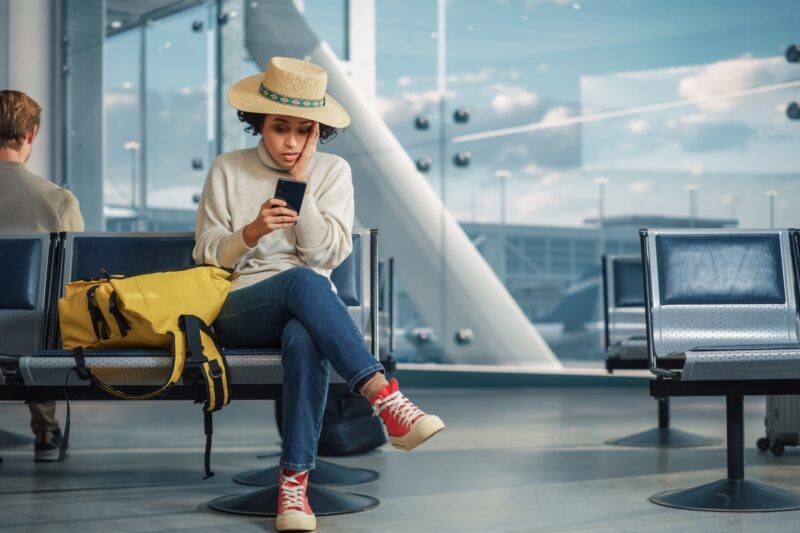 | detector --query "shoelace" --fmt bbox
[280,471,308,513]
[372,390,424,428]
